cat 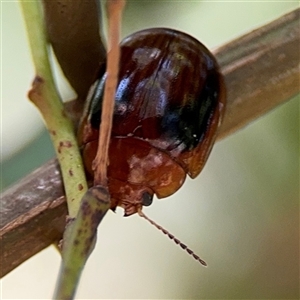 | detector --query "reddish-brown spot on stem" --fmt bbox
[33,75,44,84]
[57,140,73,153]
